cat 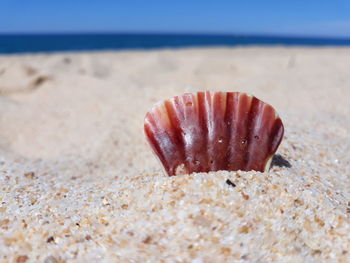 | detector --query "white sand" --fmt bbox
[0,48,349,262]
